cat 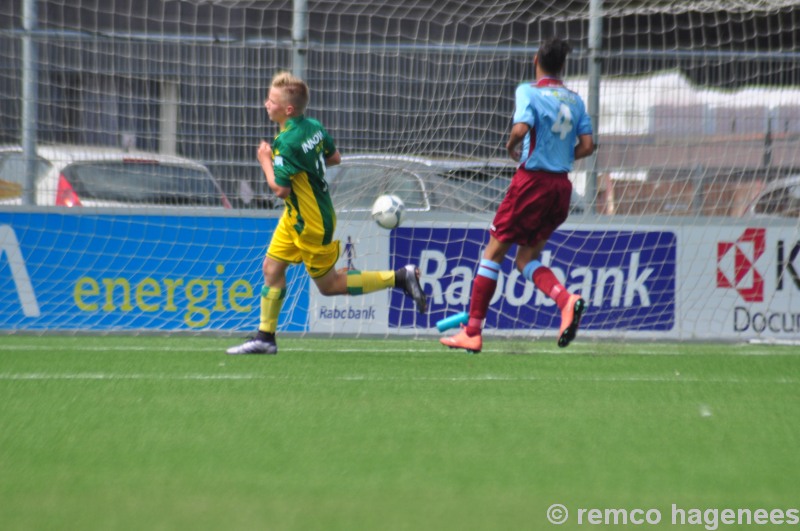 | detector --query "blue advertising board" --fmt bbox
[2,214,678,335]
[390,226,676,332]
[0,212,308,332]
